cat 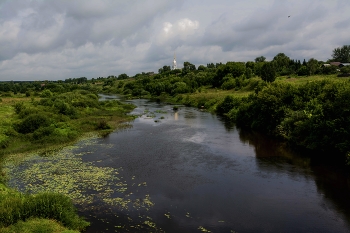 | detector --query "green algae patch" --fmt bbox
[4,140,144,207]
[3,137,160,232]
